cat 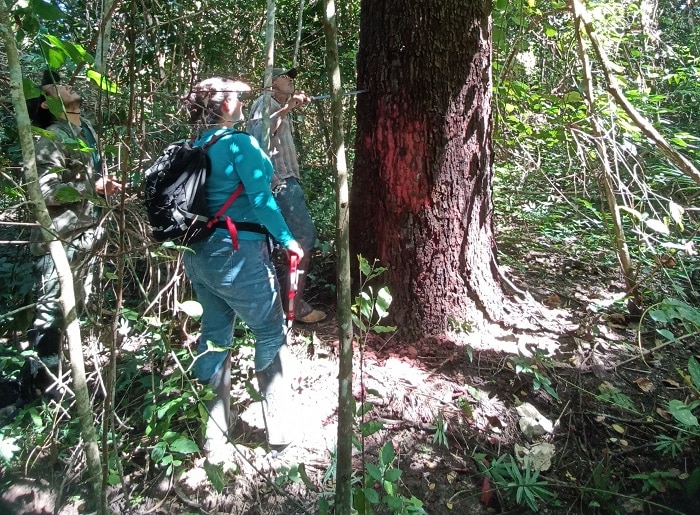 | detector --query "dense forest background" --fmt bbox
[1,0,699,513]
